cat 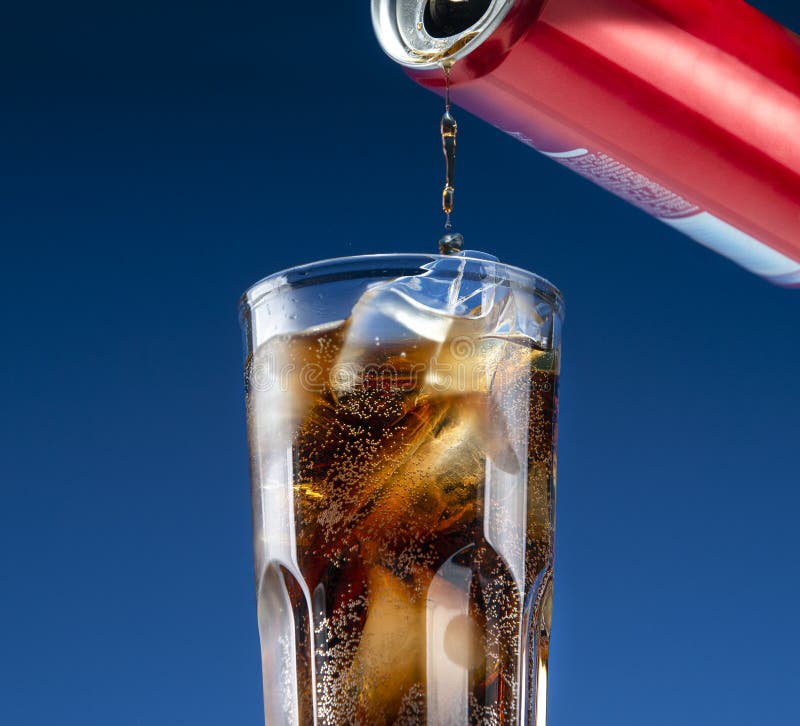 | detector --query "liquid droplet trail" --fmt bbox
[440,64,458,232]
